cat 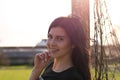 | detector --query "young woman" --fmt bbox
[29,16,91,80]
